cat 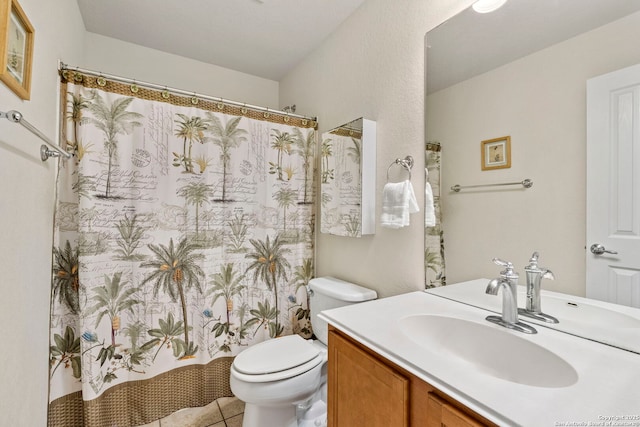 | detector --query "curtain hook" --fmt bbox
[96,71,106,87]
[73,66,83,82]
[263,108,270,119]
[217,97,224,110]
[241,103,248,115]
